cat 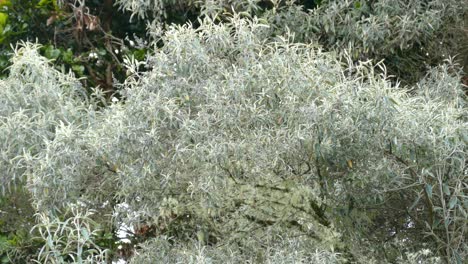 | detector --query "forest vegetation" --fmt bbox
[0,0,467,263]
